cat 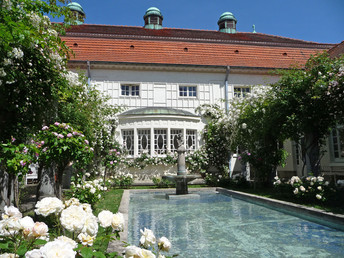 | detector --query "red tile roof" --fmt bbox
[328,41,344,58]
[63,24,334,69]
